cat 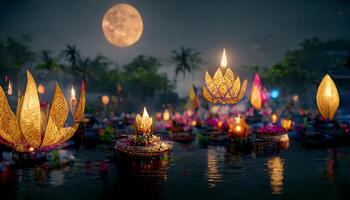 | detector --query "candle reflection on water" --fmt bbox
[267,157,284,195]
